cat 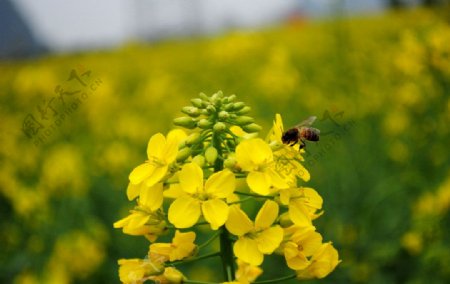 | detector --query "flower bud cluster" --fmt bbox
[173,91,262,165]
